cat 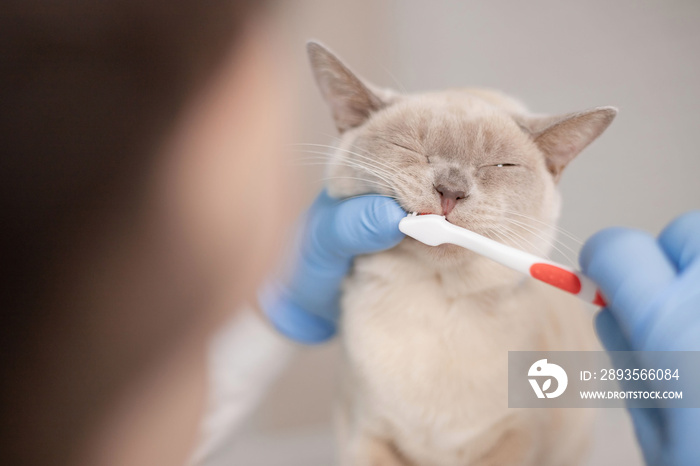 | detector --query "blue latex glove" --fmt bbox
[260,190,405,344]
[580,211,700,466]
